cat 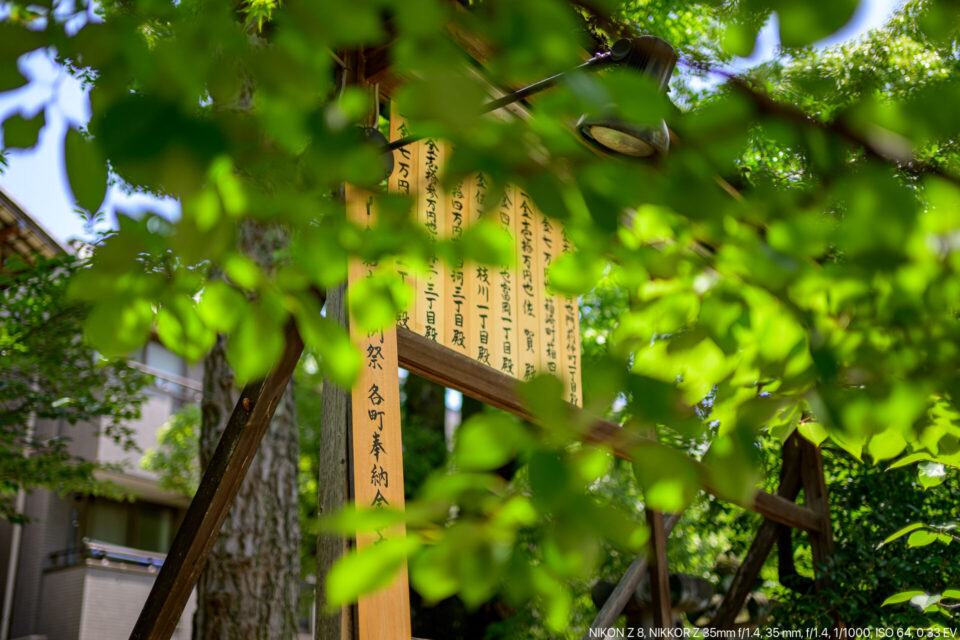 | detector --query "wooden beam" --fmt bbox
[799,438,835,589]
[129,320,305,640]
[645,509,673,629]
[584,512,682,637]
[708,434,803,628]
[396,327,823,533]
[316,284,356,640]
